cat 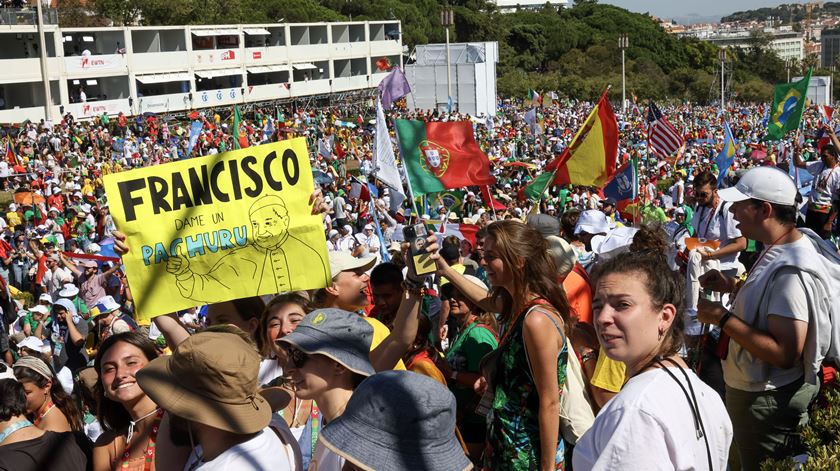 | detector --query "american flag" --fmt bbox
[646,102,684,157]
